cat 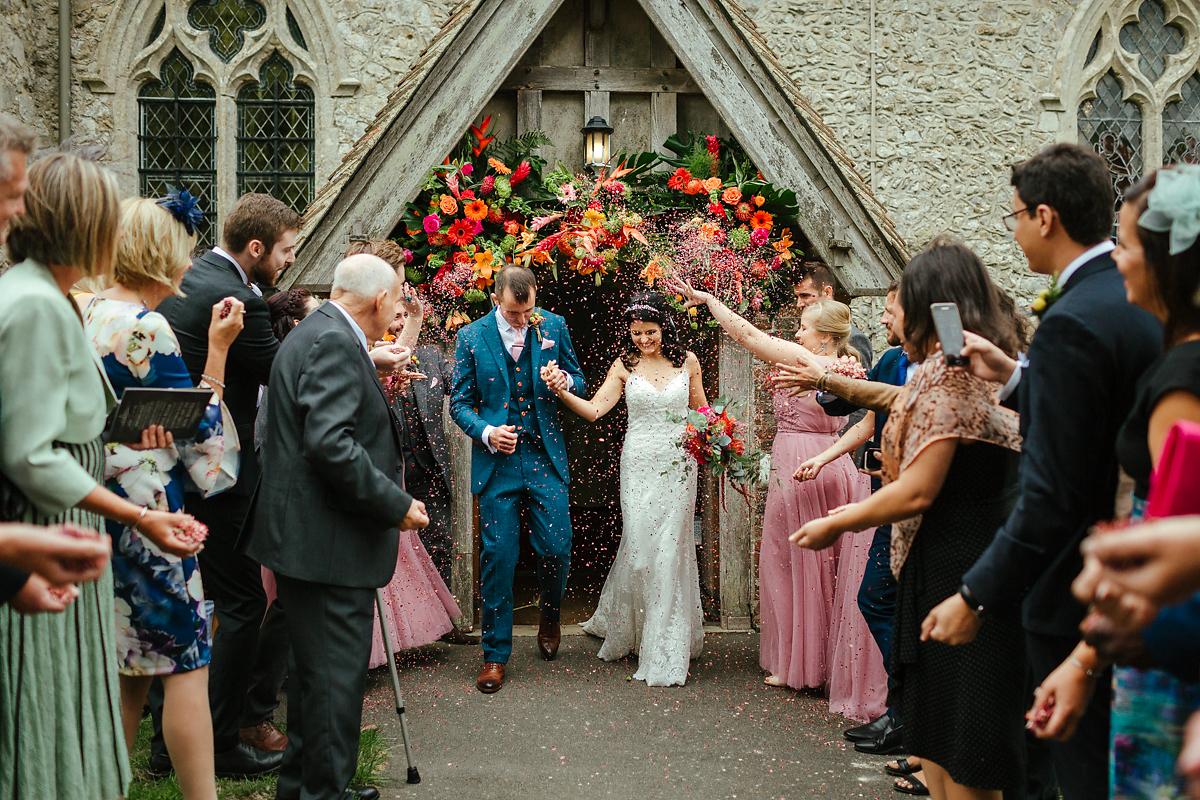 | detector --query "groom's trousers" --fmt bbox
[274,573,374,800]
[479,441,572,663]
